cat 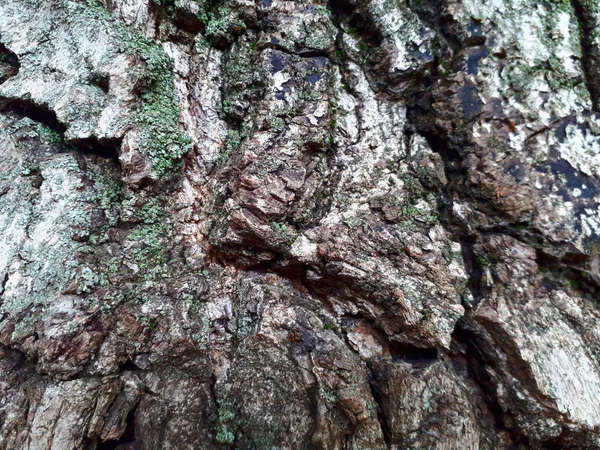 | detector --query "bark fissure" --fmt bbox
[2,0,600,448]
[571,0,600,110]
[0,98,65,133]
